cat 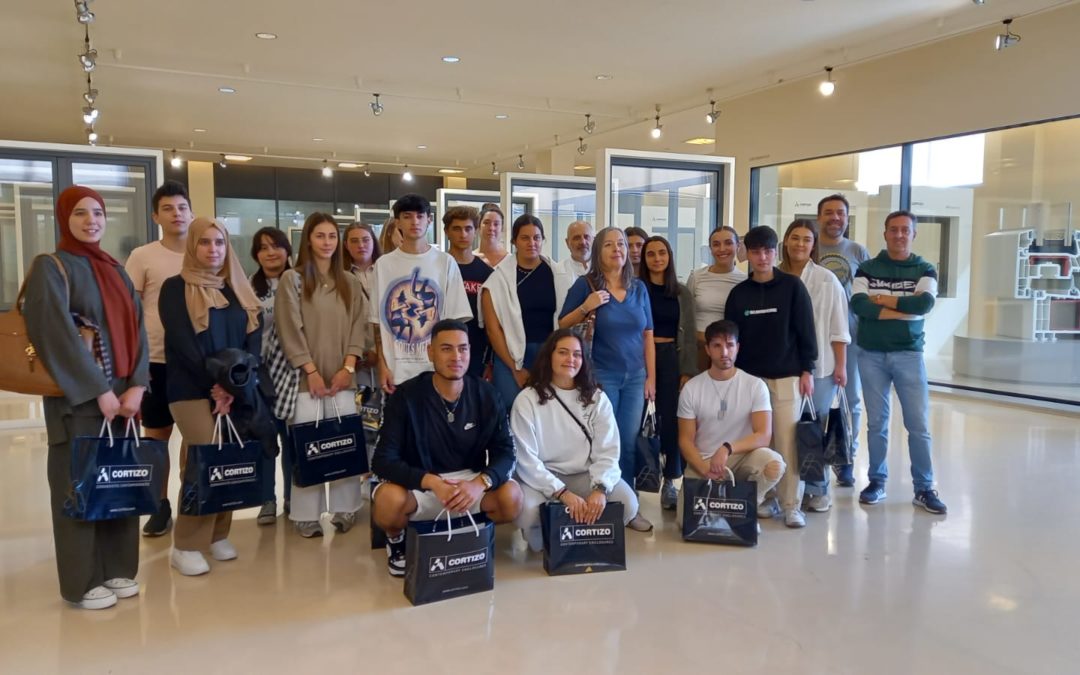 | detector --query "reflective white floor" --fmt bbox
[1,394,1078,675]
